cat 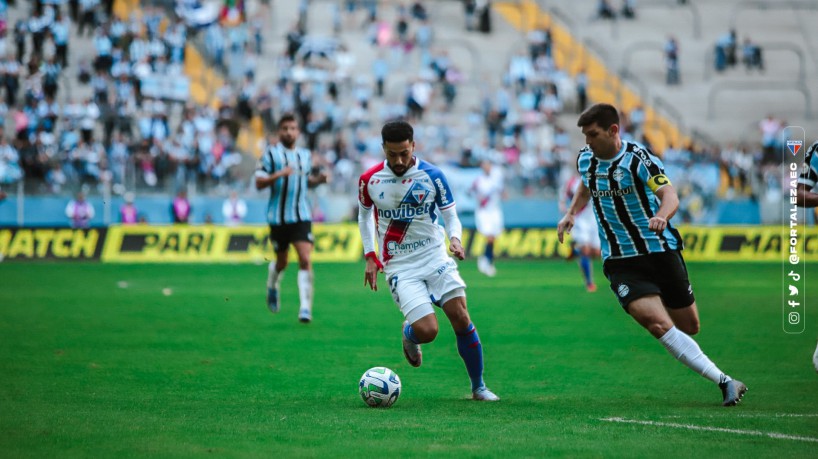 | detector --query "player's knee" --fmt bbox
[413,321,439,343]
[297,259,311,270]
[647,322,672,339]
[679,319,700,336]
